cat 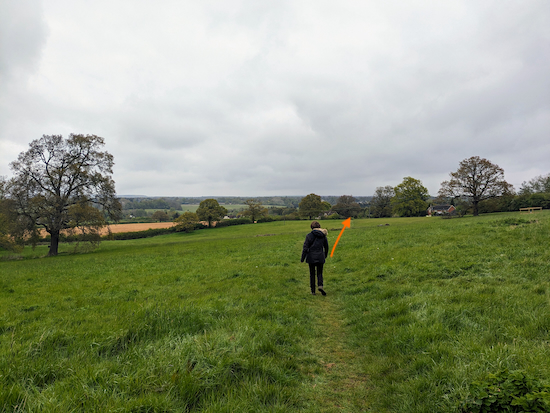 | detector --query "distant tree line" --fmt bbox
[136,155,550,226]
[4,136,548,257]
[120,197,182,211]
[369,157,550,218]
[120,195,372,211]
